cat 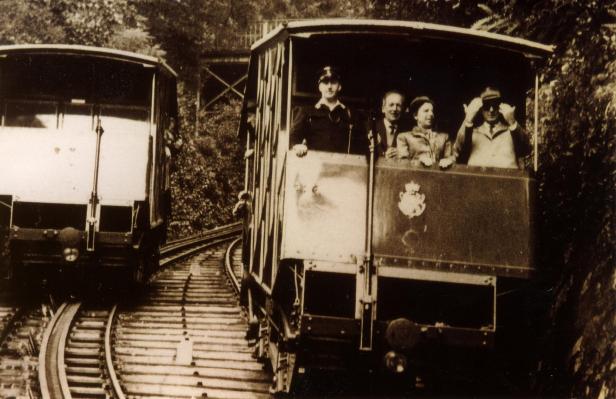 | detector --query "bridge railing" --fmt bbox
[213,19,303,50]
